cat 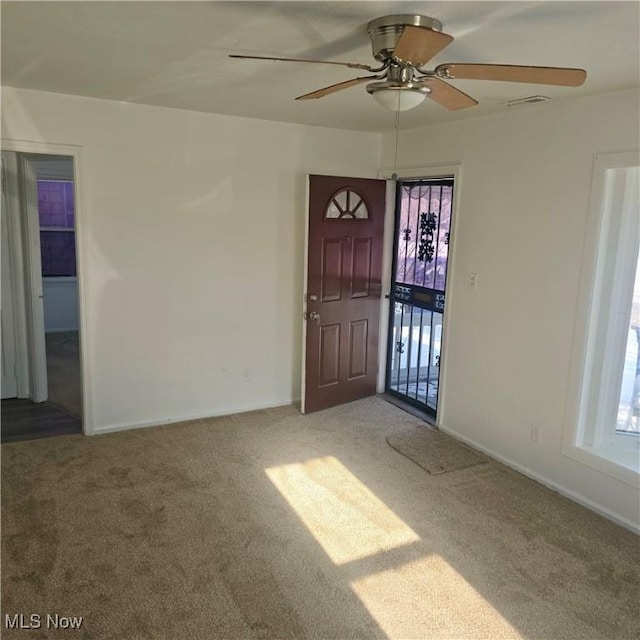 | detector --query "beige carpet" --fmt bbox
[387,426,488,474]
[2,397,639,640]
